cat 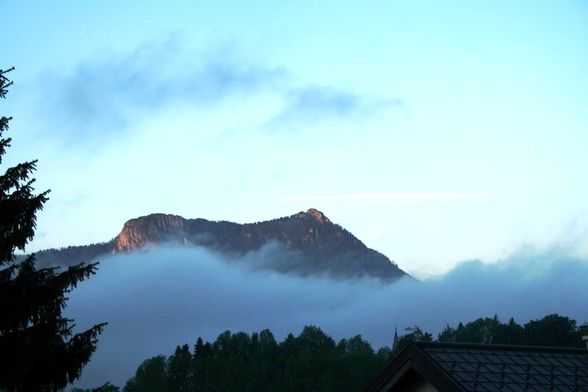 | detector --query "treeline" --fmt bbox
[73,313,587,392]
[395,313,587,352]
[123,326,389,392]
[33,242,110,268]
